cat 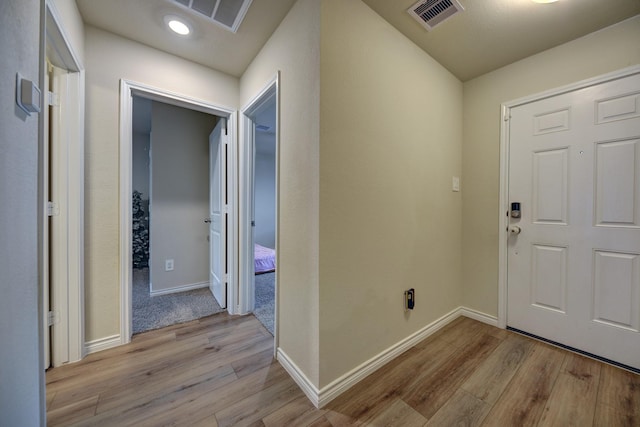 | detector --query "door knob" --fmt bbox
[509,225,522,235]
[204,218,212,224]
